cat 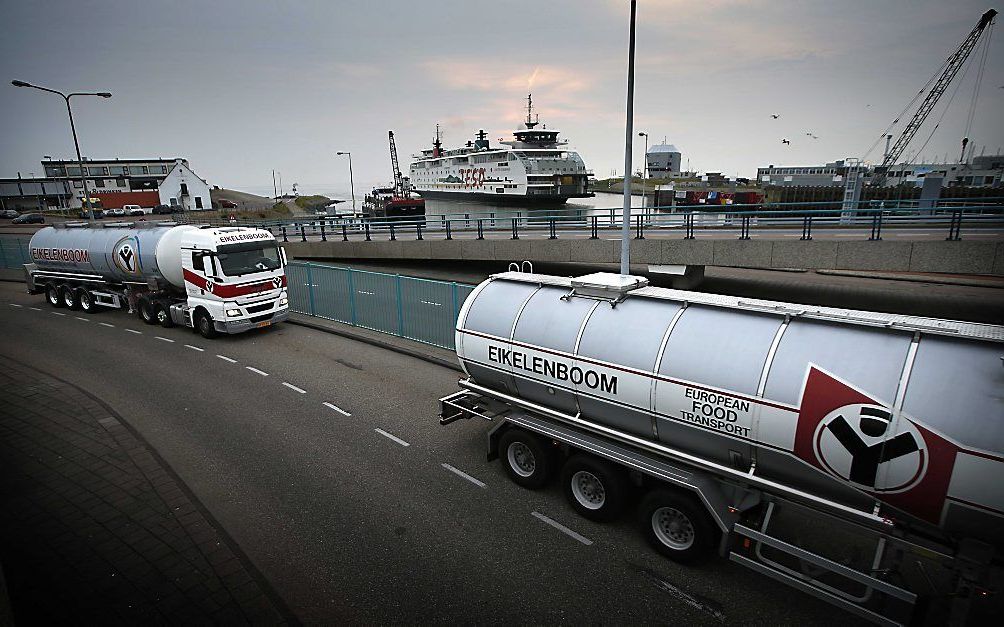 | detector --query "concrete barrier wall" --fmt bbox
[284,239,1004,275]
